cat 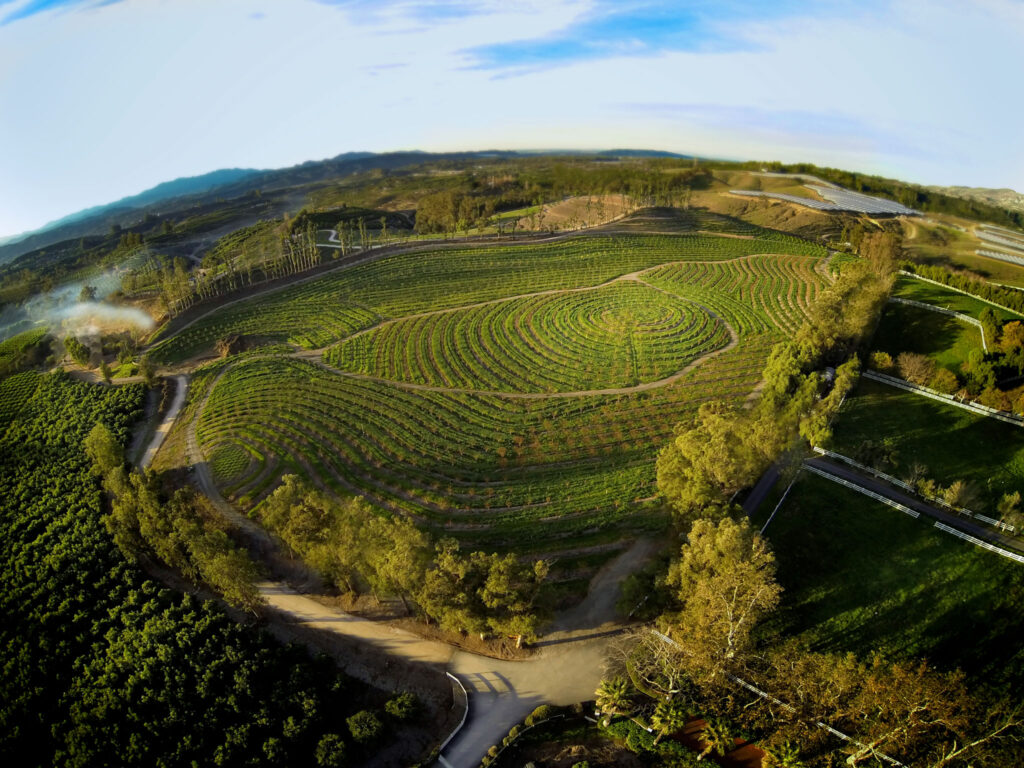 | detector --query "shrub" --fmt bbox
[869,350,895,373]
[525,704,557,726]
[929,367,959,394]
[346,710,384,744]
[315,733,348,767]
[385,691,420,721]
